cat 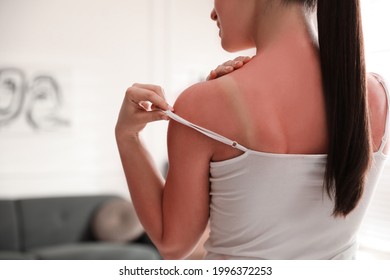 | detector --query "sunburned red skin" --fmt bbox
[187,0,388,160]
[115,0,389,259]
[183,2,328,162]
[177,50,387,163]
